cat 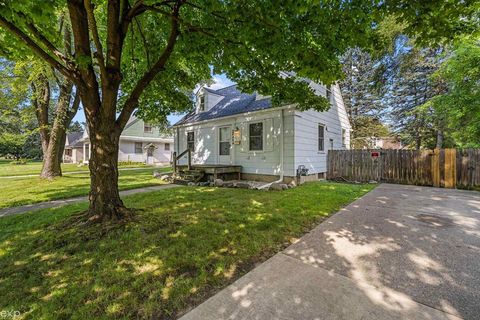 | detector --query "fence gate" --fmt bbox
[327,149,479,189]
